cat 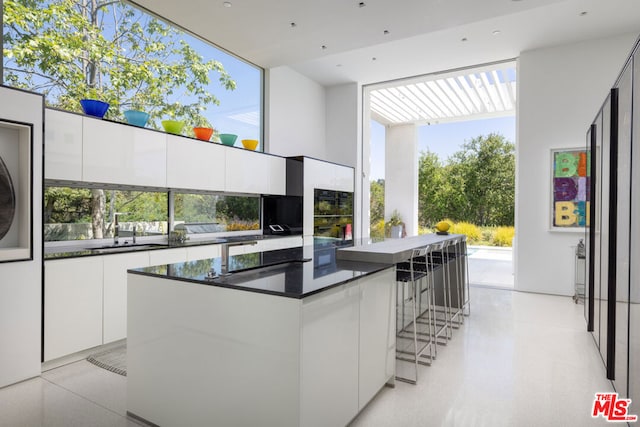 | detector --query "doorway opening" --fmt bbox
[363,59,516,288]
